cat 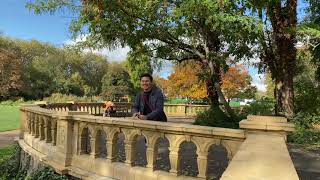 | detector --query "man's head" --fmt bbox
[140,73,153,92]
